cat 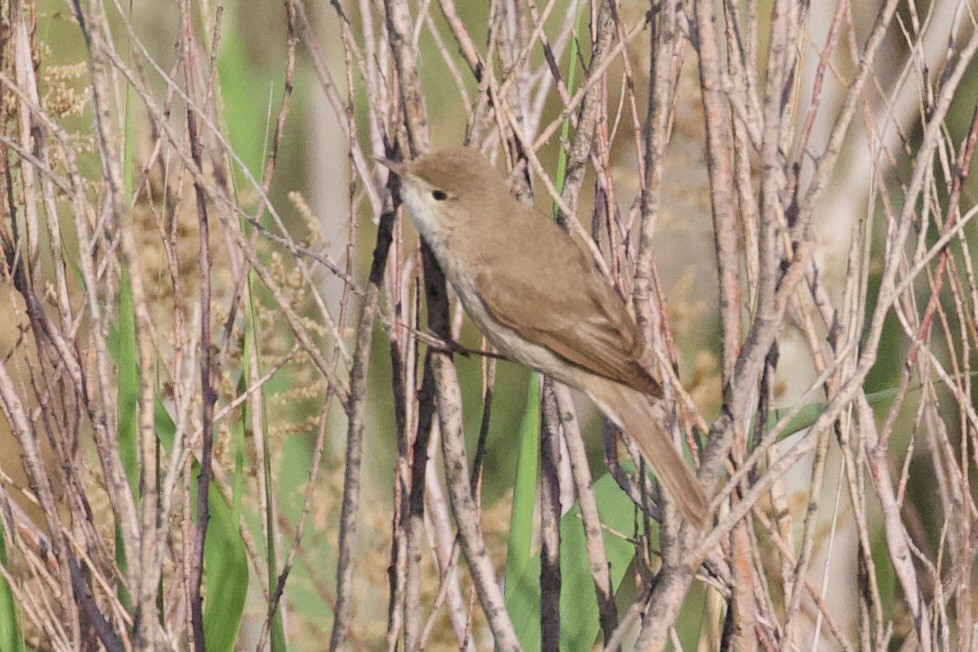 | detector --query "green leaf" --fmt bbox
[551,7,581,220]
[505,374,541,606]
[115,267,139,493]
[243,276,286,651]
[0,520,24,652]
[112,267,139,609]
[508,470,638,648]
[766,387,902,437]
[201,482,249,652]
[154,402,249,652]
[217,19,274,181]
